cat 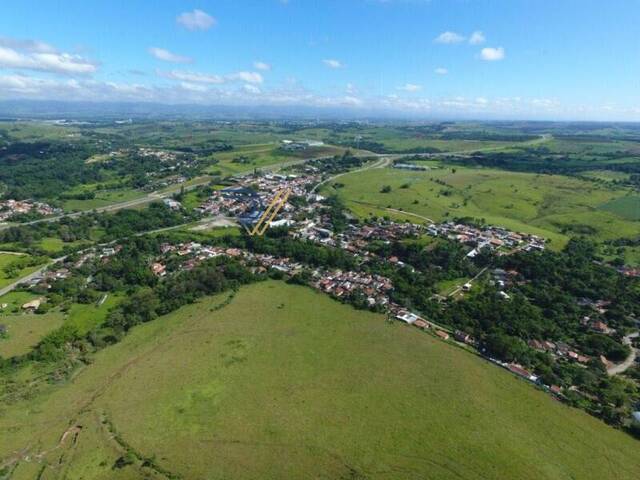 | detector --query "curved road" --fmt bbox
[608,332,638,376]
